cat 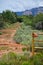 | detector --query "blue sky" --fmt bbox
[0,0,43,12]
